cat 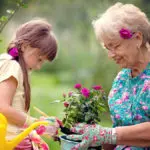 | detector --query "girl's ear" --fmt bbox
[21,42,29,52]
